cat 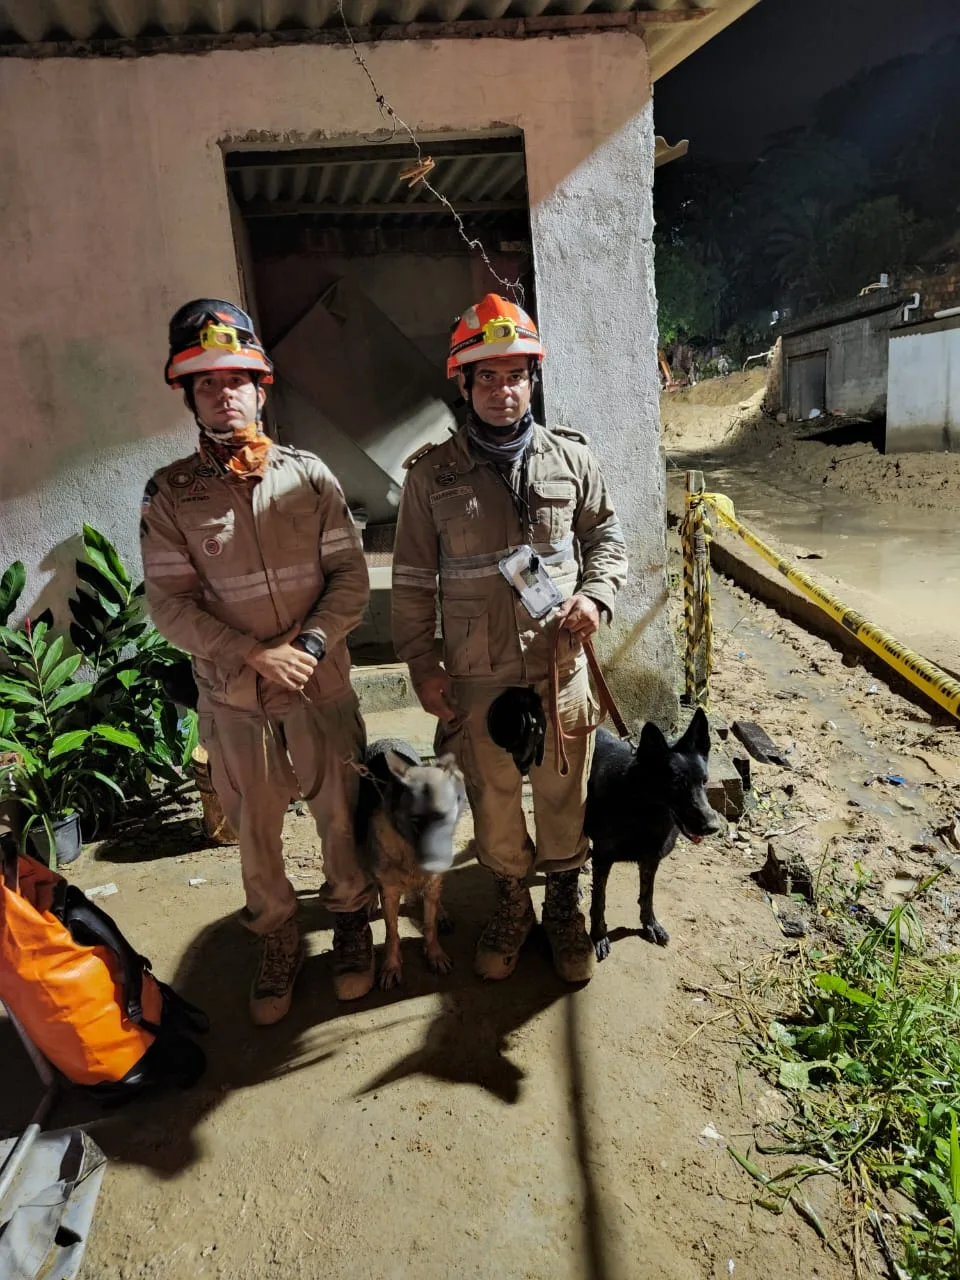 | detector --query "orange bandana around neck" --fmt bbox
[199,424,272,481]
